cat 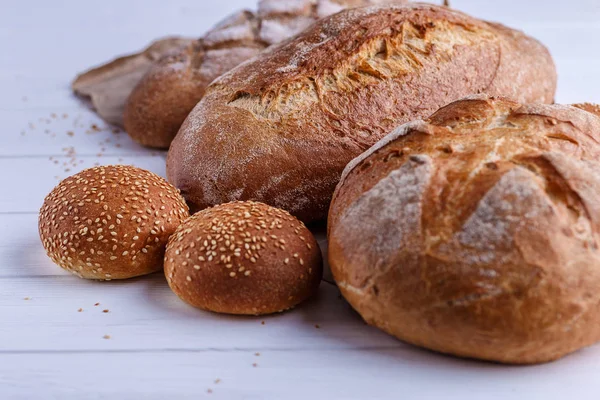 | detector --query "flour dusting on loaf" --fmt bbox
[336,156,432,286]
[328,96,600,364]
[444,167,550,265]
